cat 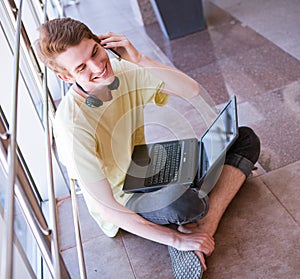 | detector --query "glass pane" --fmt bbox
[0,152,38,276]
